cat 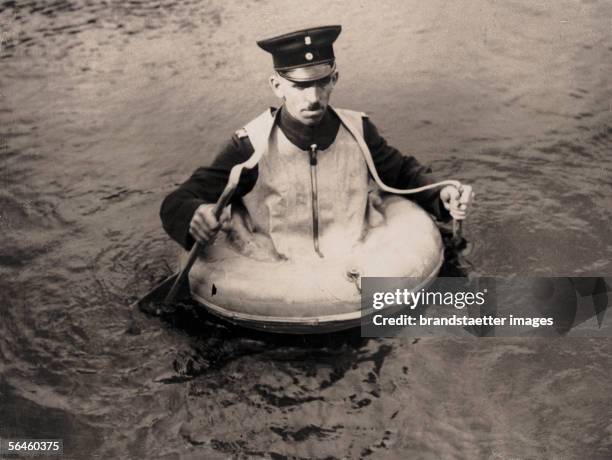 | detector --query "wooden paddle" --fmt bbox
[132,163,246,313]
[163,184,237,303]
